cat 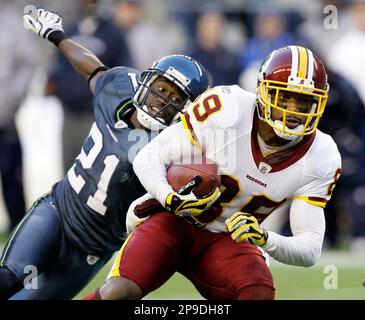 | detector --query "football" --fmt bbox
[167,158,220,197]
